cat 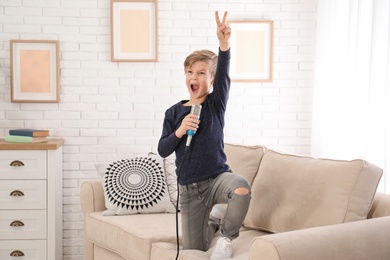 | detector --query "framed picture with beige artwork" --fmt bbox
[10,40,60,102]
[110,0,158,62]
[228,20,274,82]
